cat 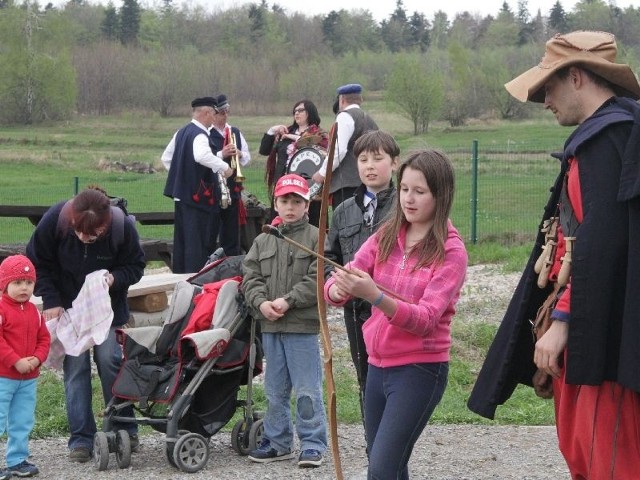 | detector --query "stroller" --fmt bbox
[94,253,264,473]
